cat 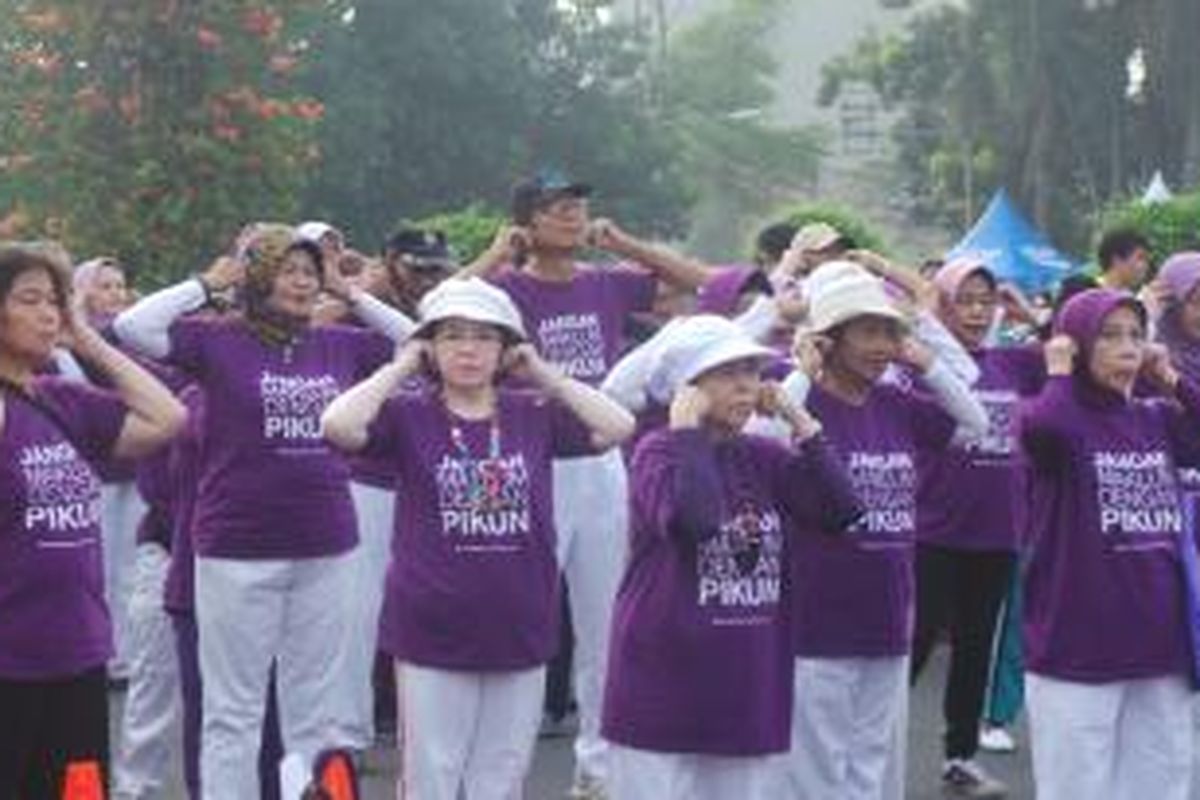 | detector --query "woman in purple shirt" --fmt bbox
[909,258,1044,797]
[0,244,184,795]
[321,277,634,800]
[601,315,860,799]
[784,261,988,800]
[113,224,414,799]
[1019,289,1200,800]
